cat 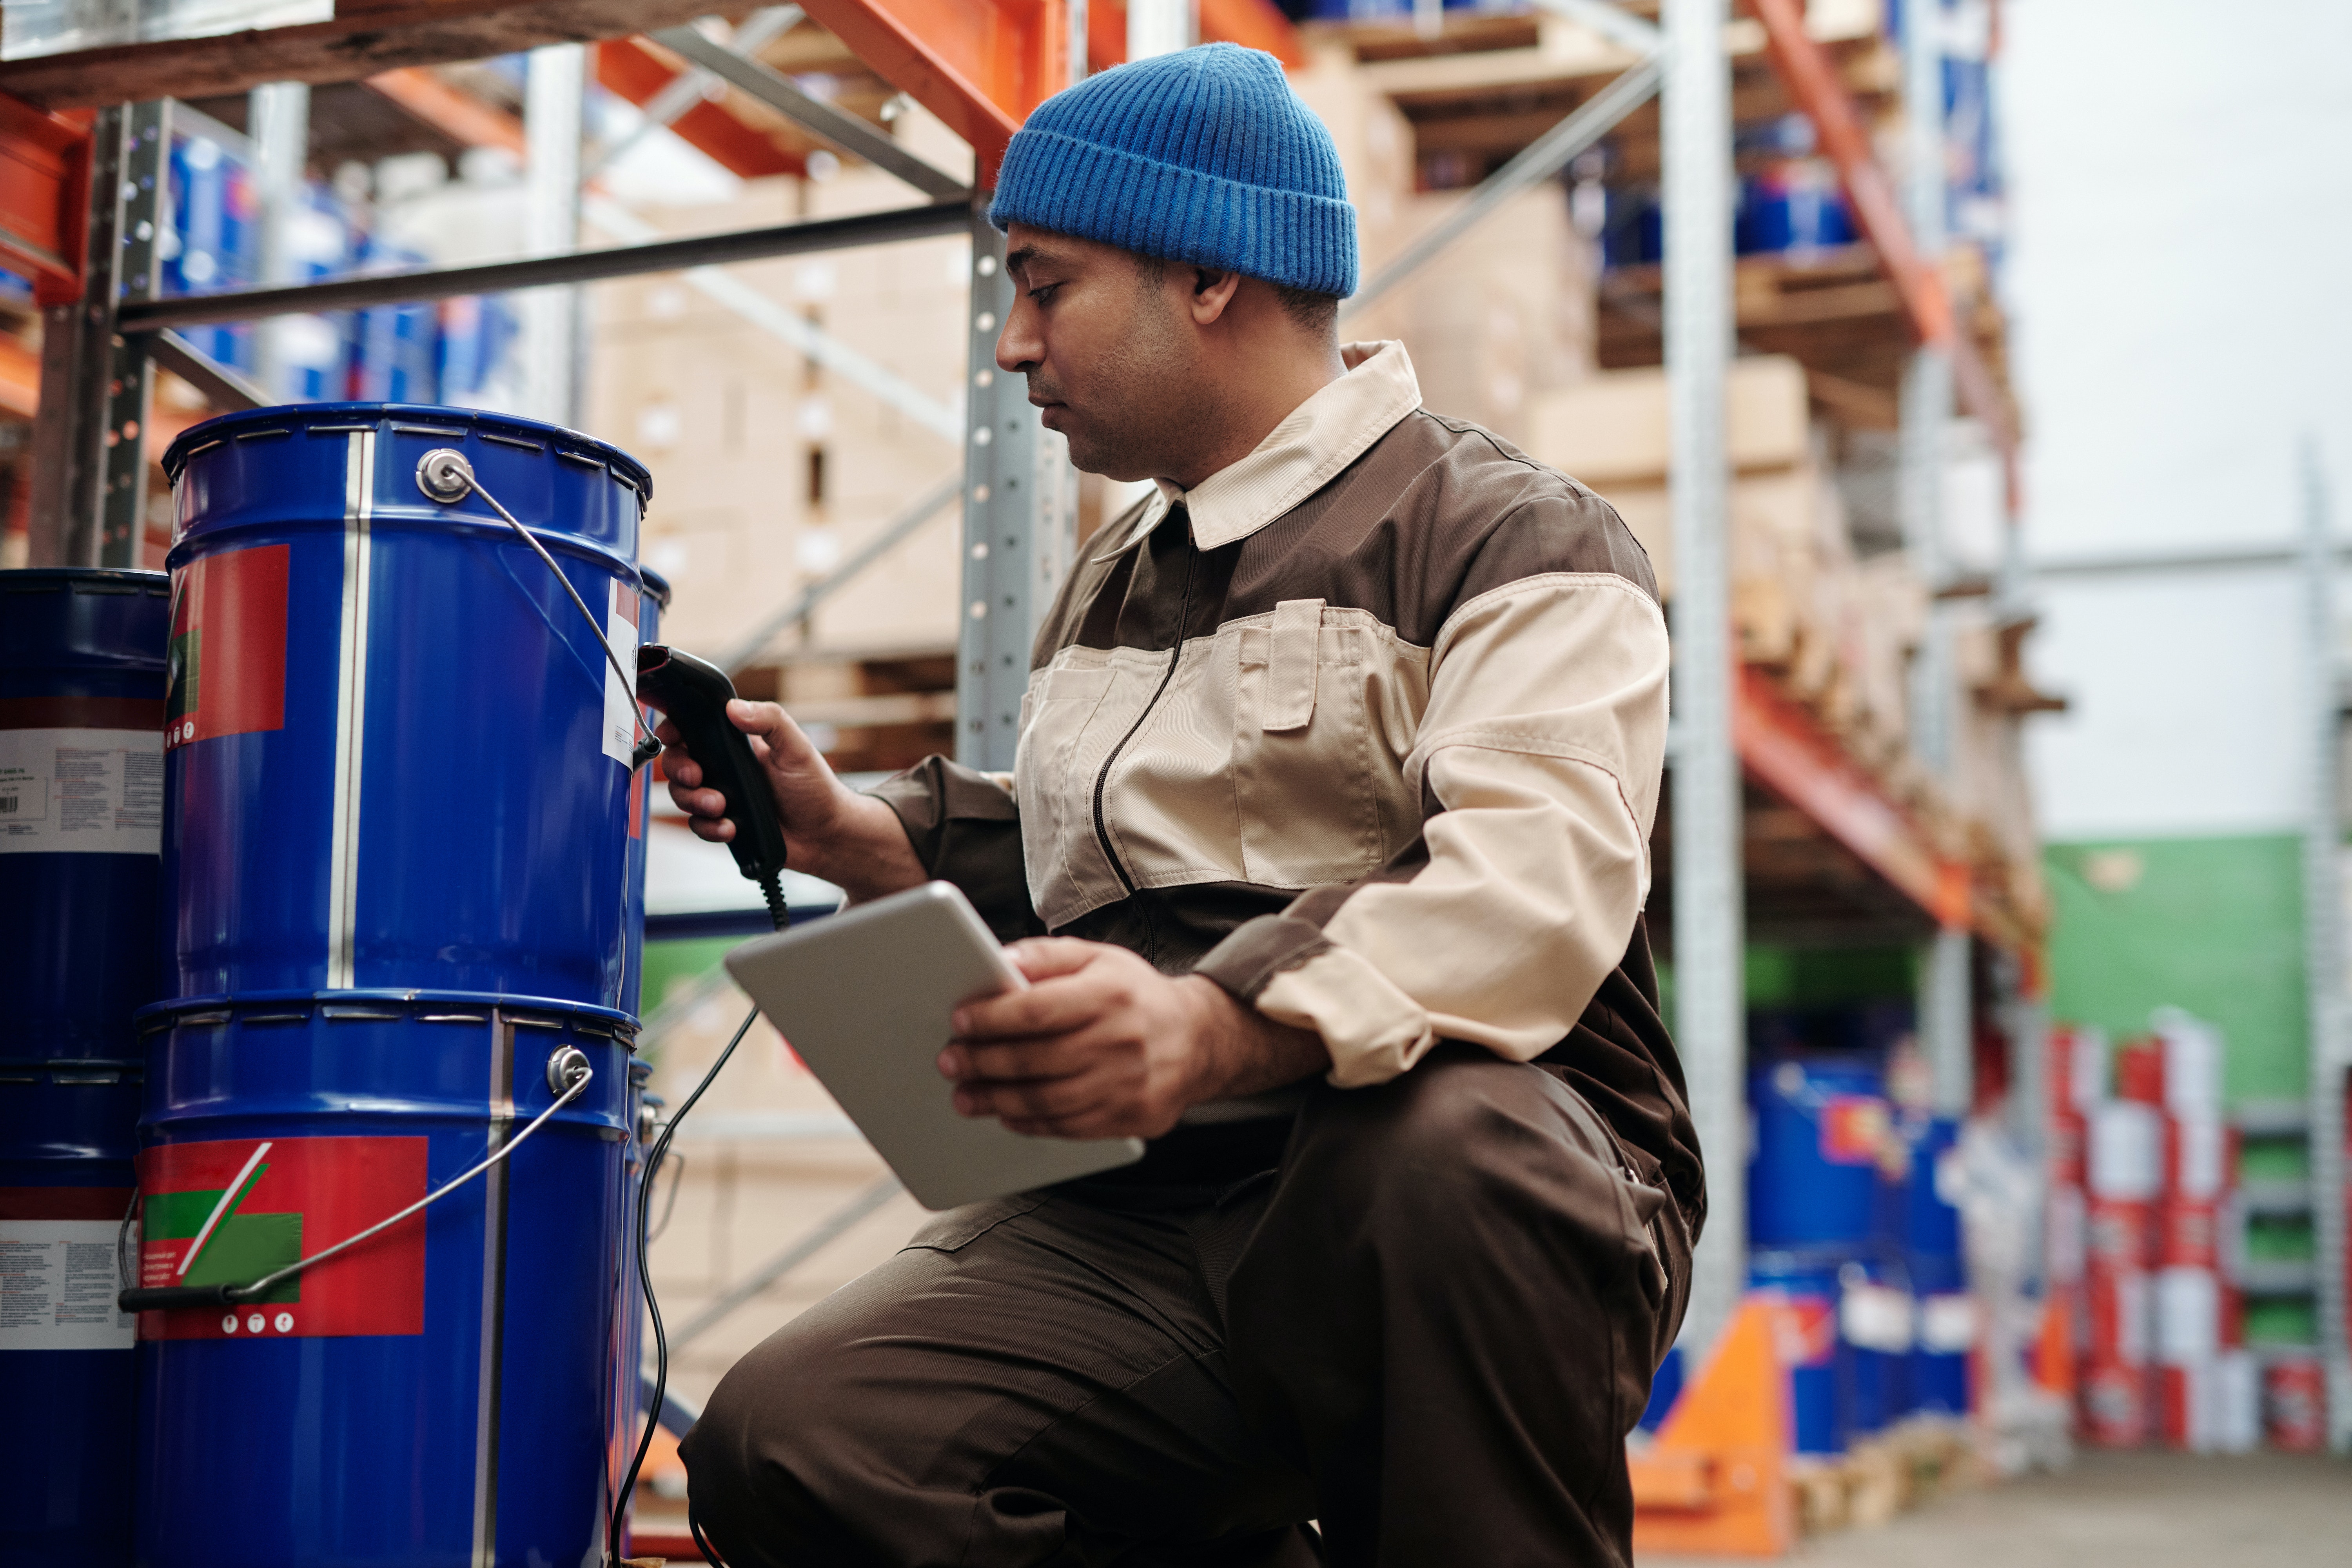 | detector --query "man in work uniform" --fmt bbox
[664,41,1703,1568]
